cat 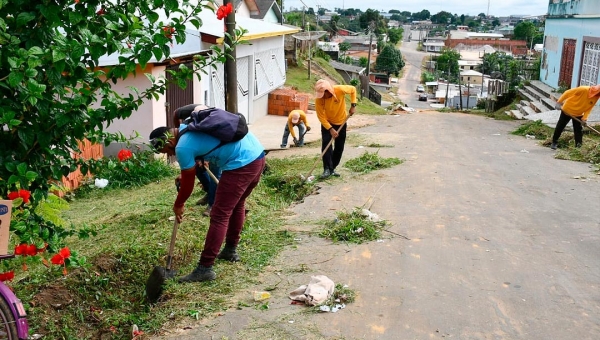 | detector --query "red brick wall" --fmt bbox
[268,89,309,116]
